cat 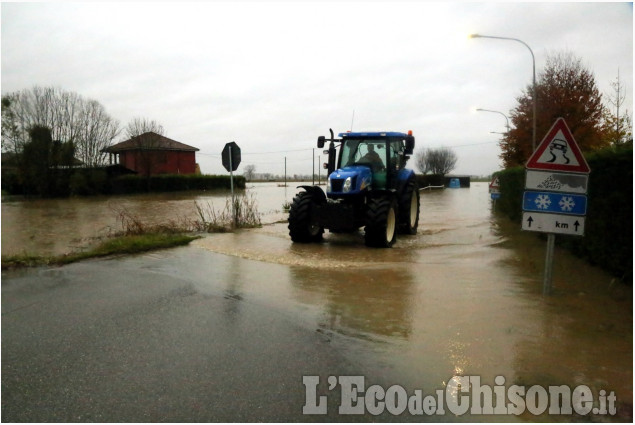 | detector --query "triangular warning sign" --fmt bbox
[526,118,590,174]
